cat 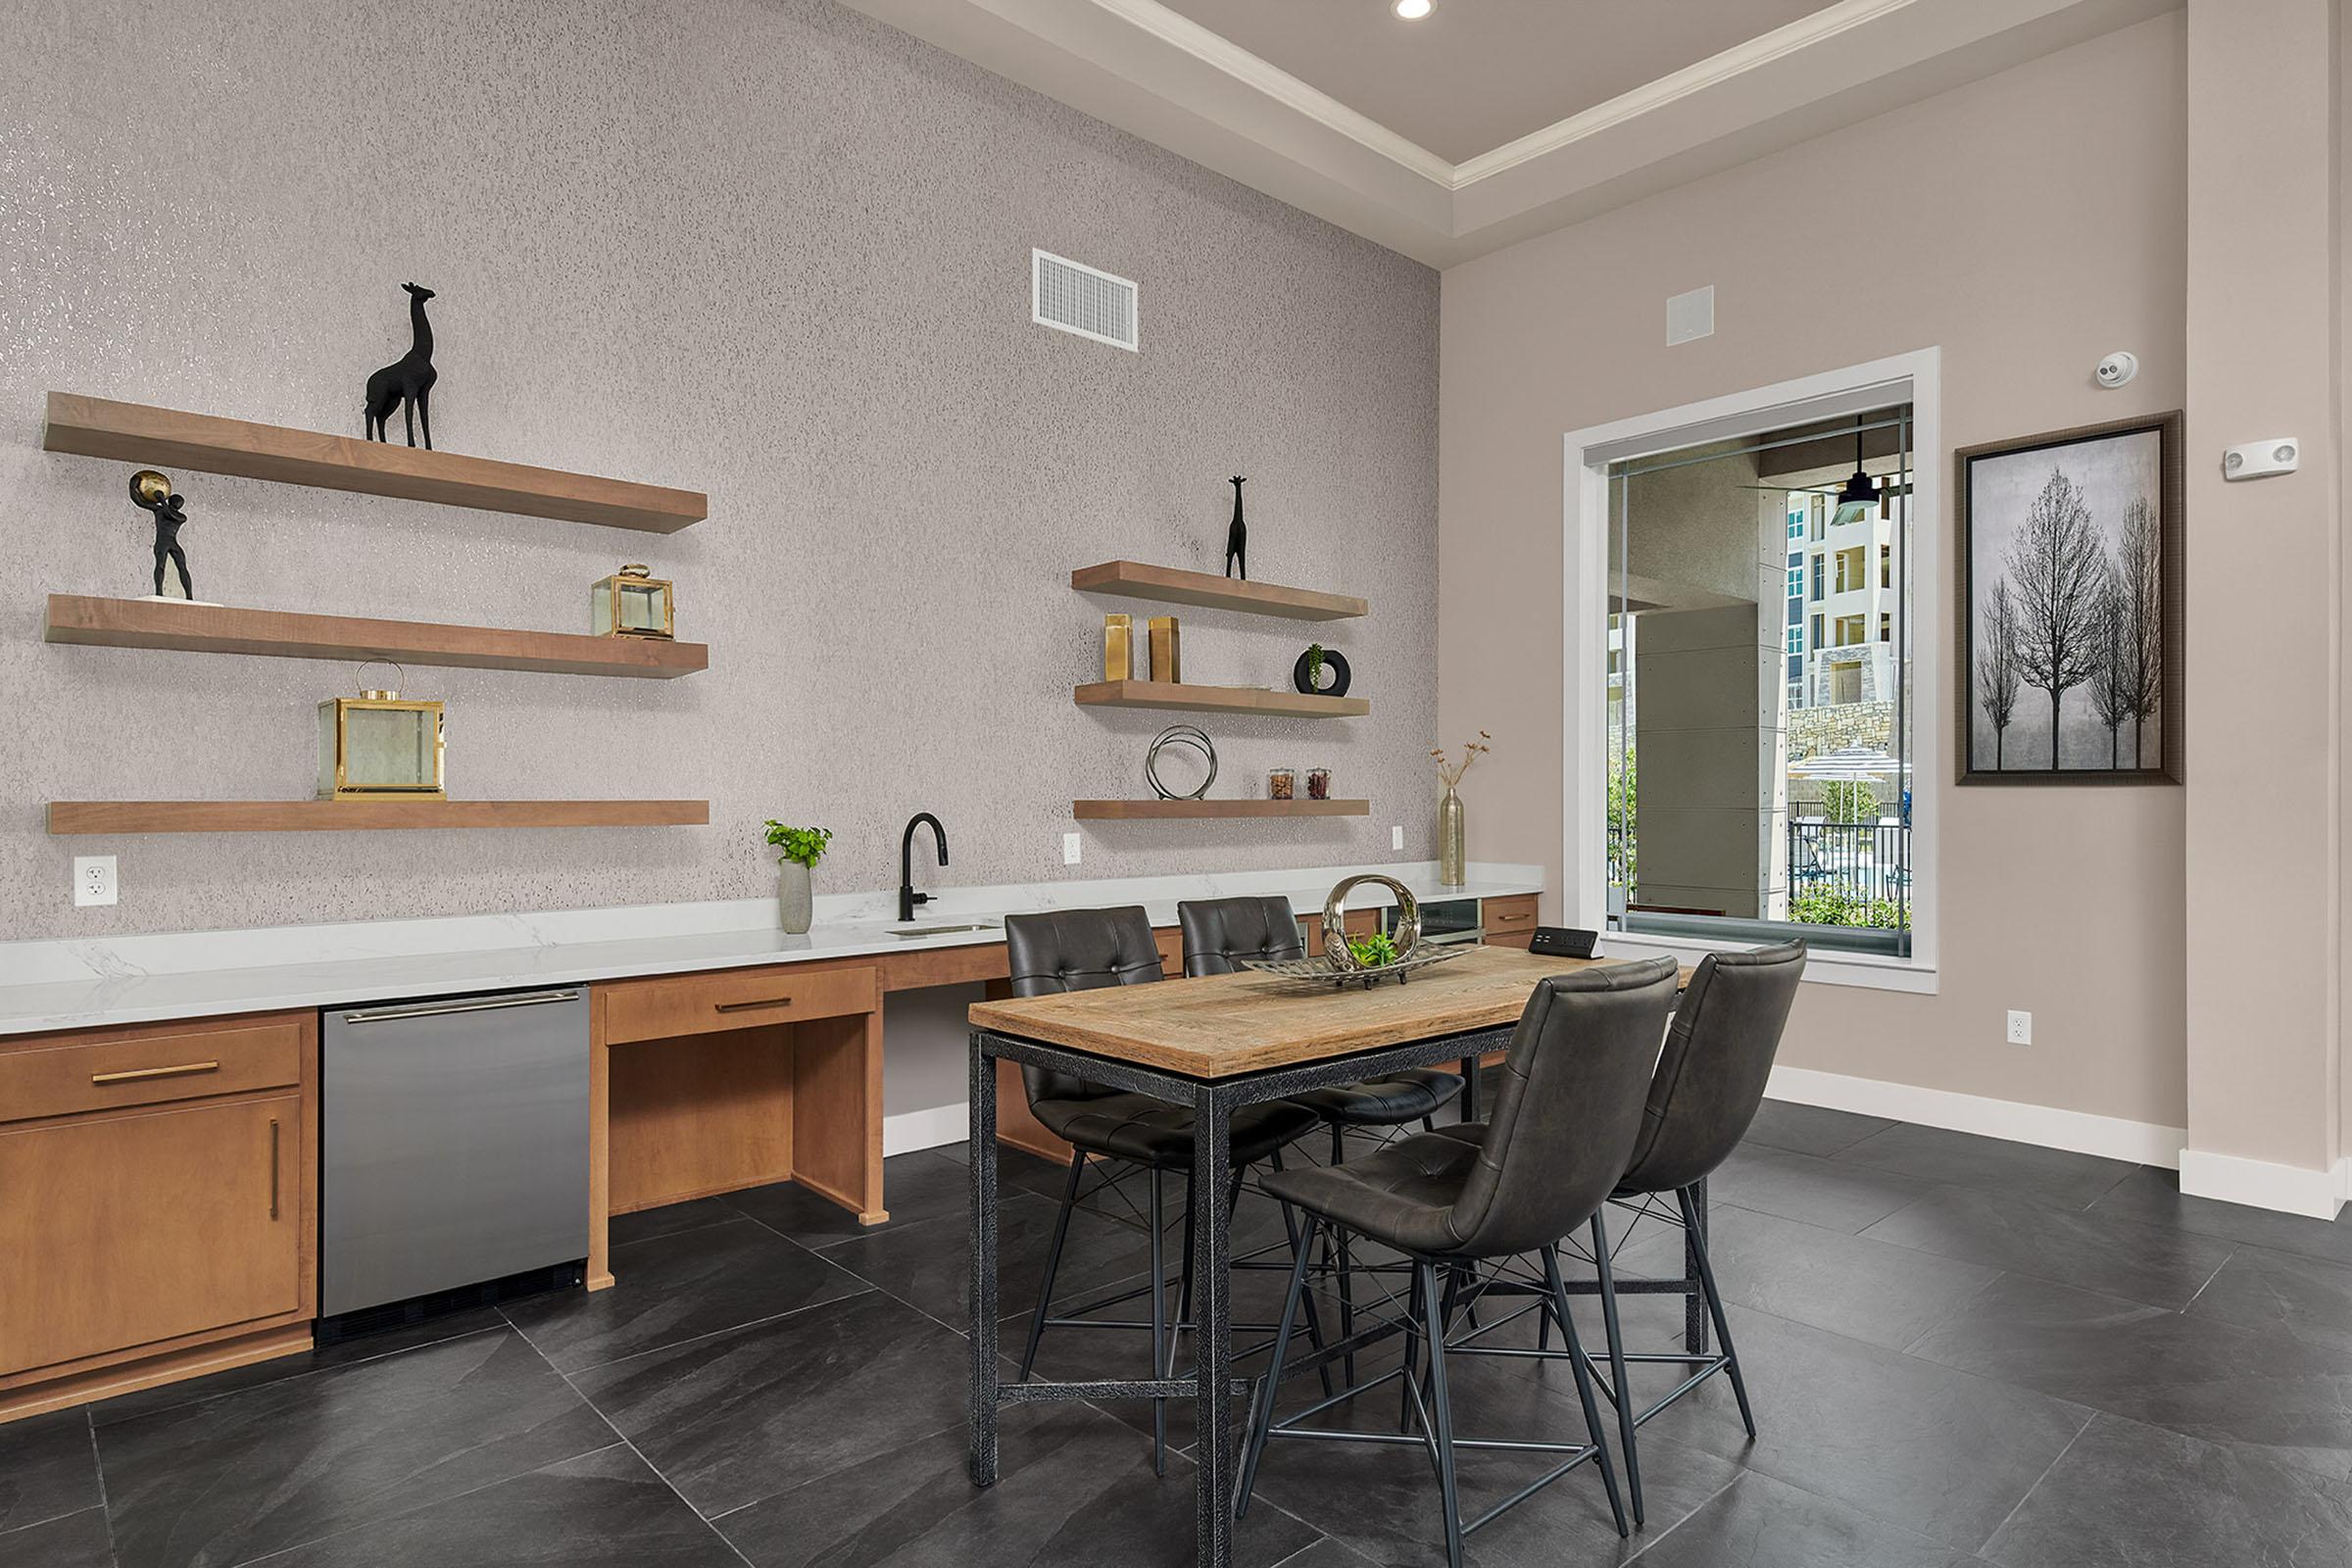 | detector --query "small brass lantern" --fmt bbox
[592,564,674,639]
[318,662,445,799]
